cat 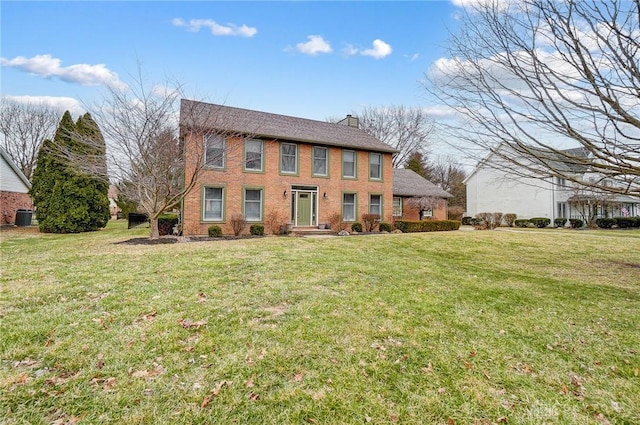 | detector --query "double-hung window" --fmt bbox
[313,146,328,176]
[392,197,403,217]
[369,153,382,180]
[369,194,382,216]
[203,186,224,221]
[342,150,356,178]
[204,135,225,168]
[342,193,356,222]
[244,188,263,221]
[281,143,298,174]
[244,139,263,171]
